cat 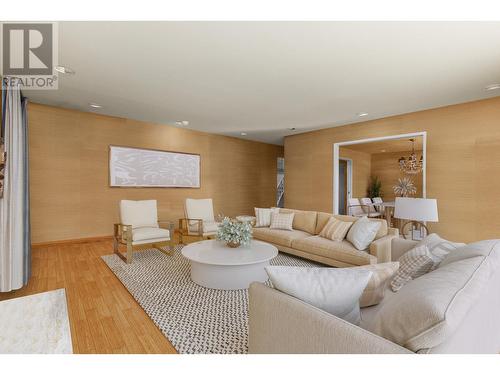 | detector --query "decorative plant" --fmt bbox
[393,177,417,197]
[367,176,383,198]
[216,217,252,248]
